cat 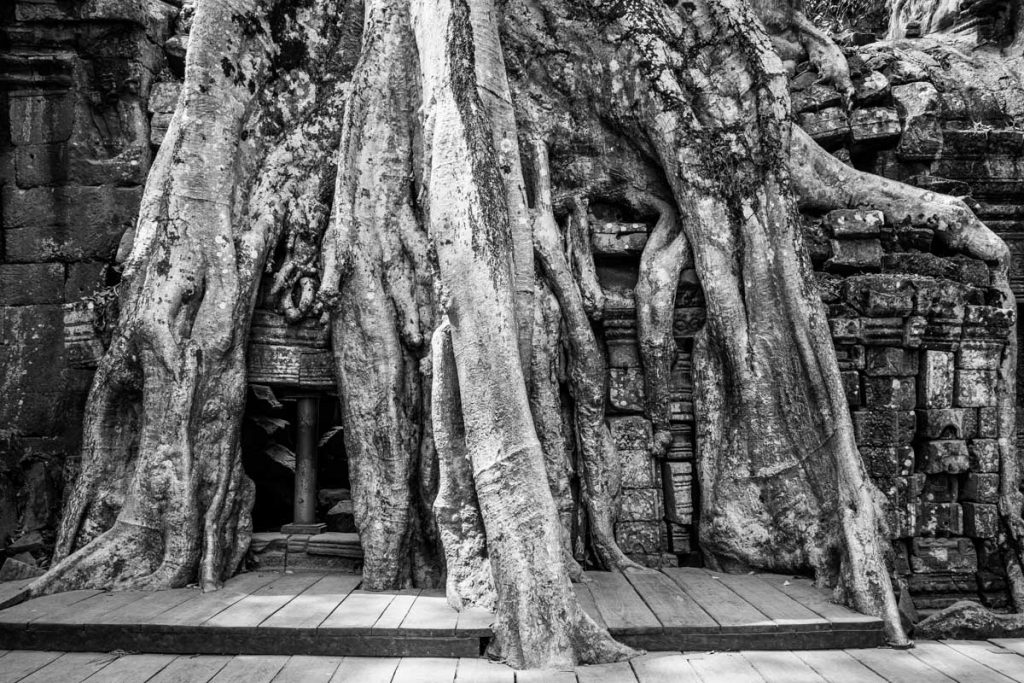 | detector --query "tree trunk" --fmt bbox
[42,0,1024,665]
